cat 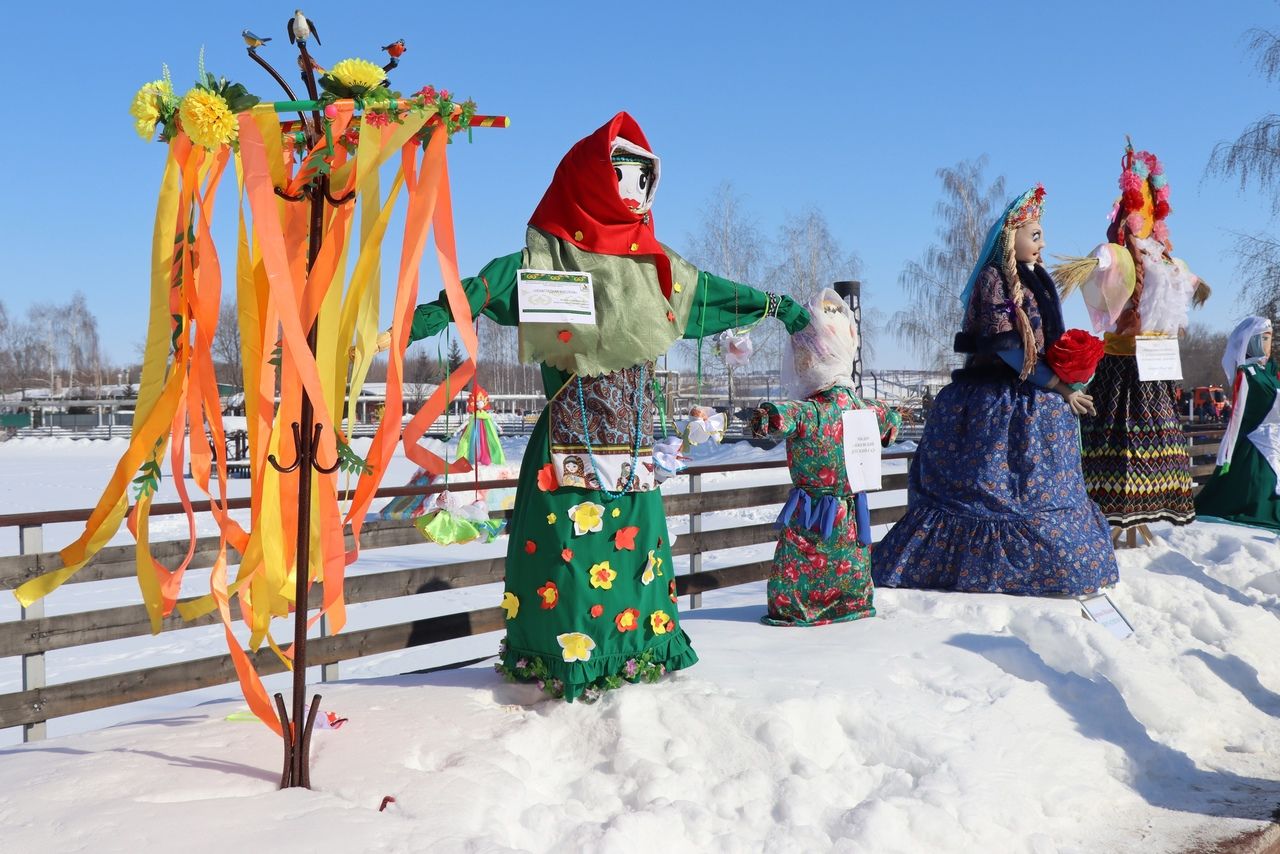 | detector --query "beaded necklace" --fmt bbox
[575,362,647,502]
